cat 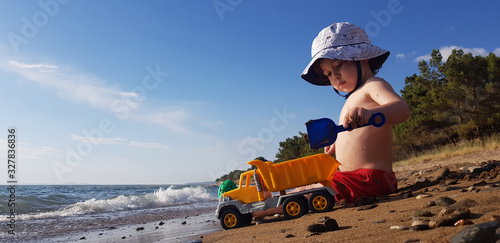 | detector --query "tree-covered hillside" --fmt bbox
[394,49,500,159]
